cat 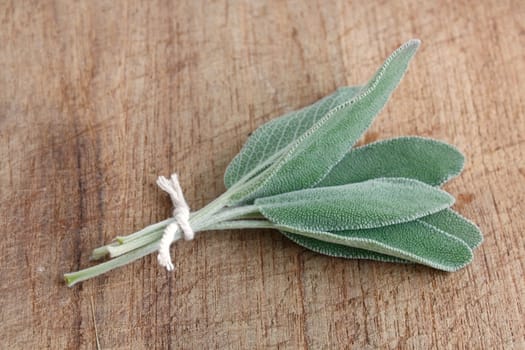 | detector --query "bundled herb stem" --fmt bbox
[65,39,482,287]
